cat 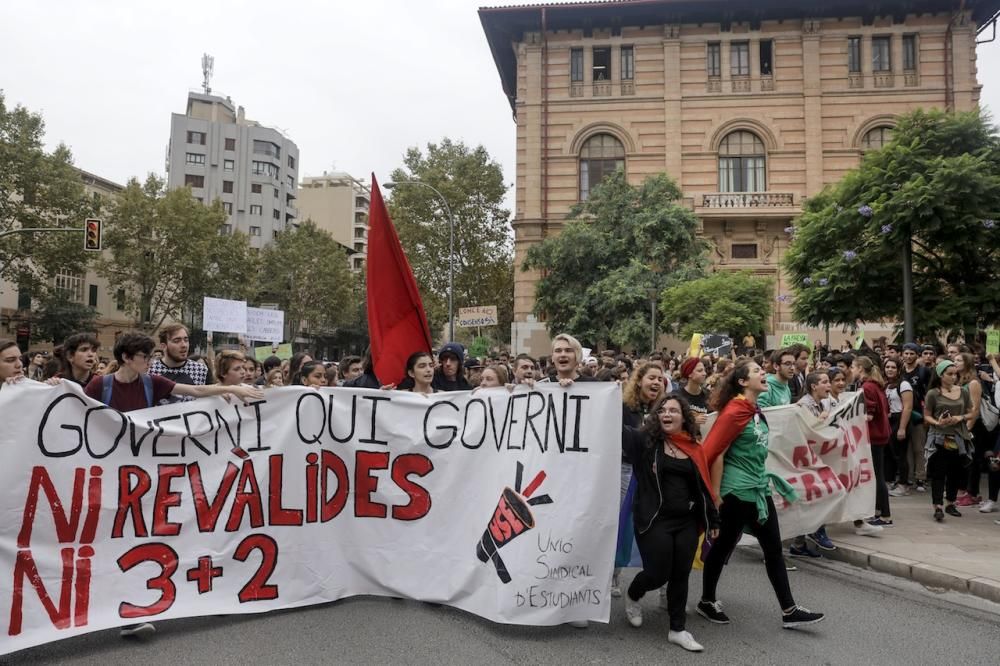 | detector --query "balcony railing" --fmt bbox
[702,192,795,208]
